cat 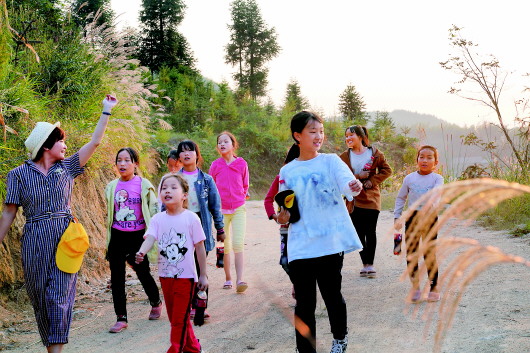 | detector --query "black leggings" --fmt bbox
[289,253,347,353]
[350,207,380,265]
[107,228,161,320]
[405,211,439,290]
